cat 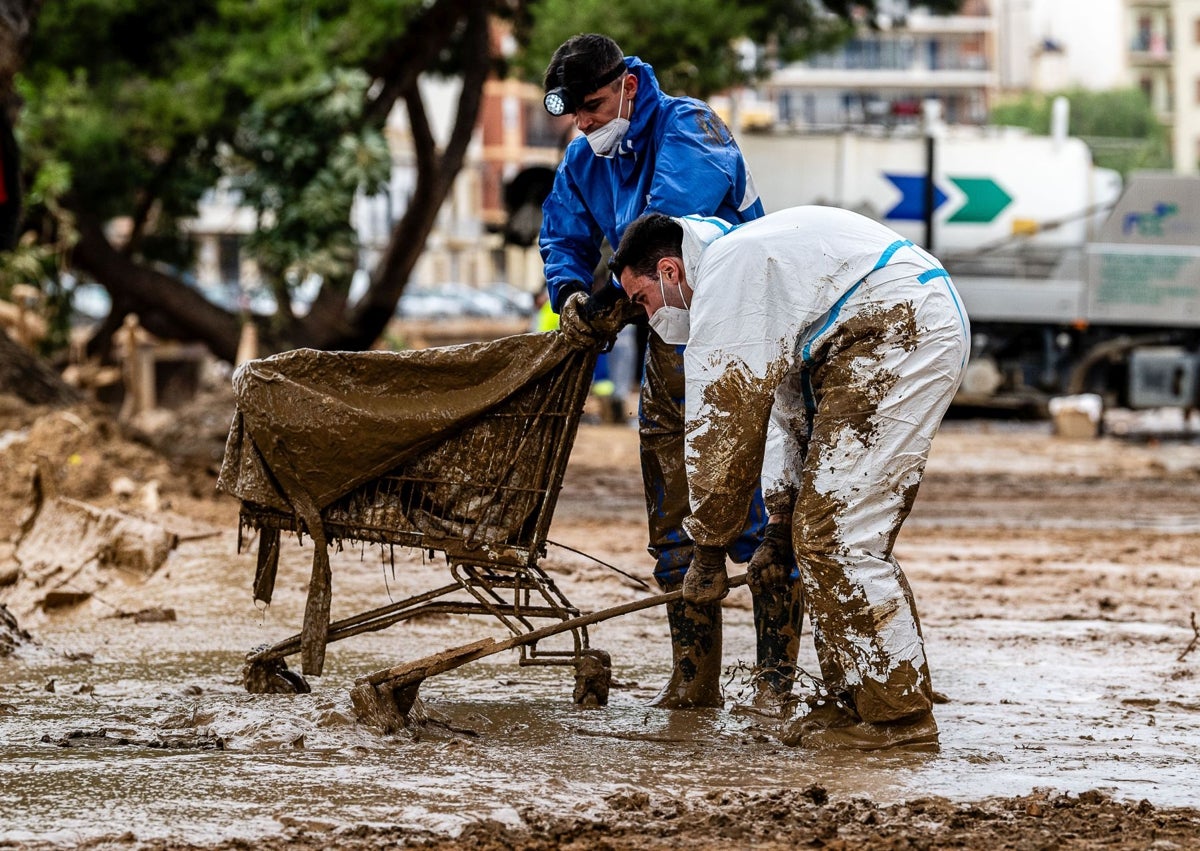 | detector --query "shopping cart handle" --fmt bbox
[350,573,749,731]
[359,572,748,688]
